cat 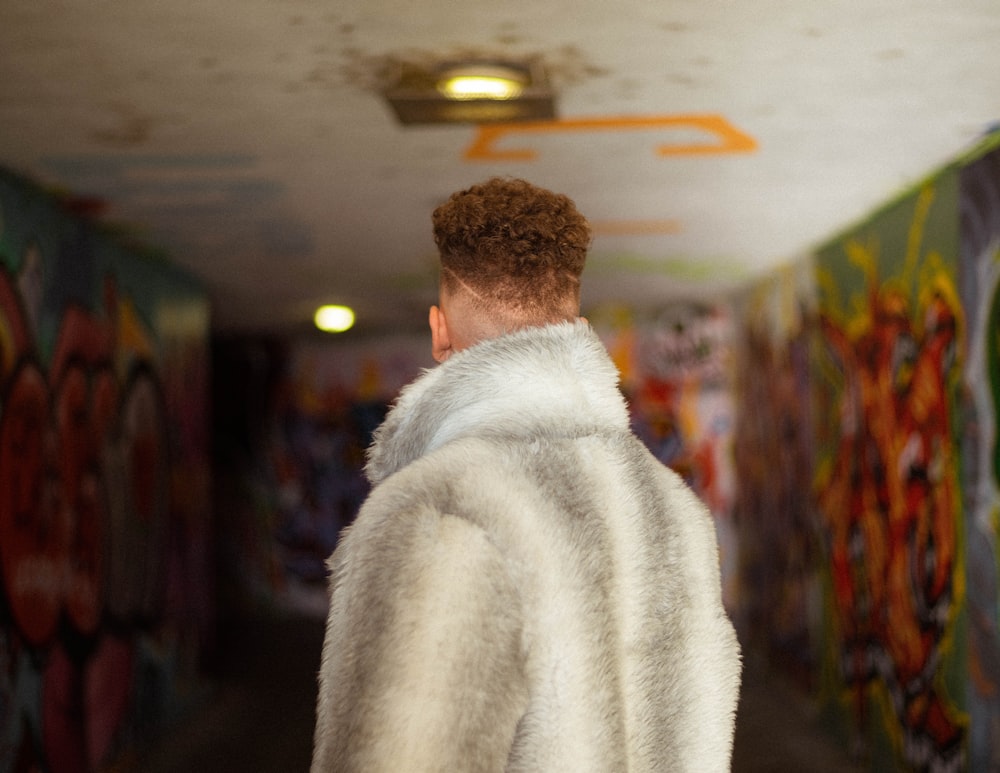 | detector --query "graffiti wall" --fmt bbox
[959,142,1000,772]
[812,173,968,771]
[0,169,211,771]
[729,264,823,684]
[213,334,430,615]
